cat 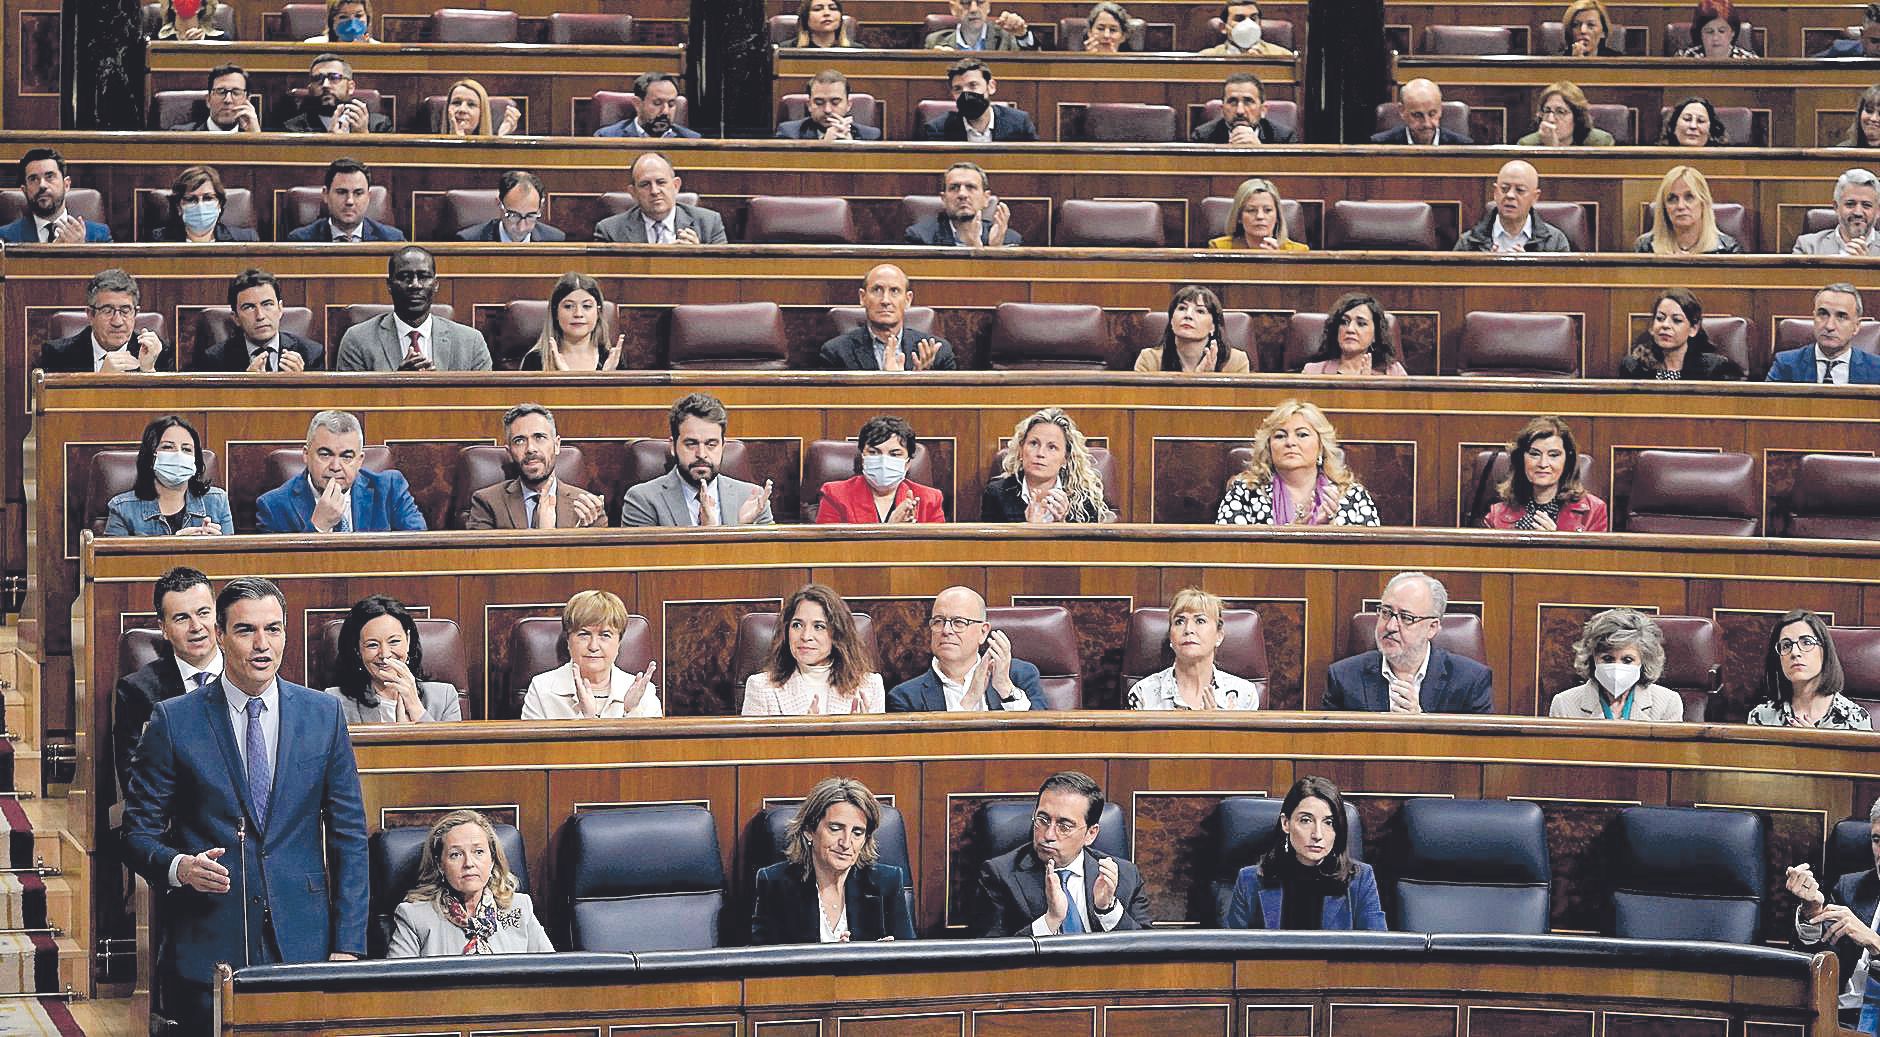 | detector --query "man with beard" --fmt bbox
[466,403,608,529]
[924,0,1036,50]
[281,54,392,133]
[903,162,1021,246]
[285,158,404,243]
[917,59,1037,142]
[335,246,492,371]
[1323,572,1494,713]
[820,264,958,369]
[1794,168,1880,255]
[620,393,775,526]
[596,72,701,138]
[592,152,727,244]
[43,268,166,372]
[169,64,260,132]
[1189,73,1295,145]
[0,148,112,242]
[776,69,884,141]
